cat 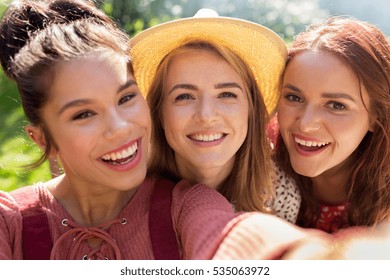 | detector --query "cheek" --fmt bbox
[277,105,291,131]
[140,104,152,129]
[126,100,152,128]
[160,104,171,132]
[332,110,370,133]
[43,106,100,144]
[160,108,179,144]
[239,108,249,134]
[162,105,189,131]
[49,125,84,150]
[335,121,370,147]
